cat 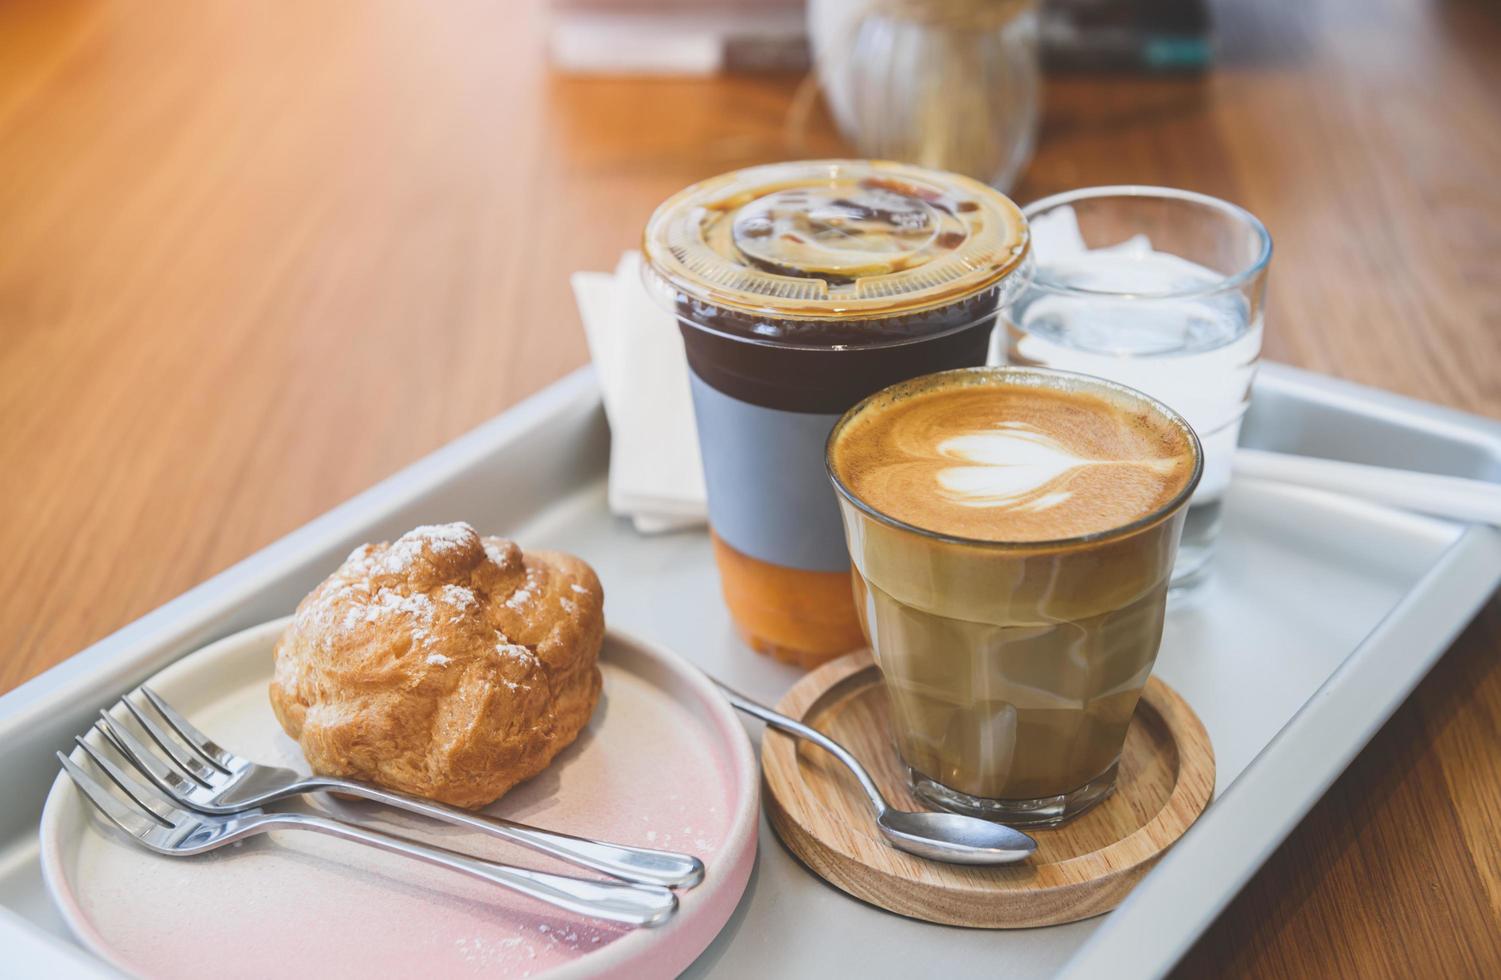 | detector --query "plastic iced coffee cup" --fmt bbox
[642,160,1031,668]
